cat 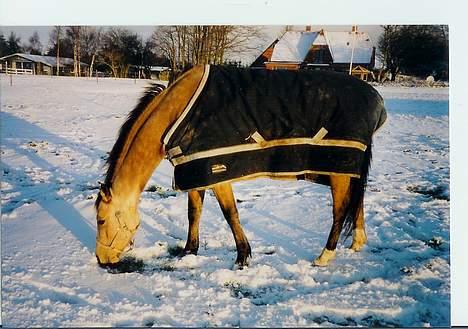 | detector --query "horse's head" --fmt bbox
[95,183,140,266]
